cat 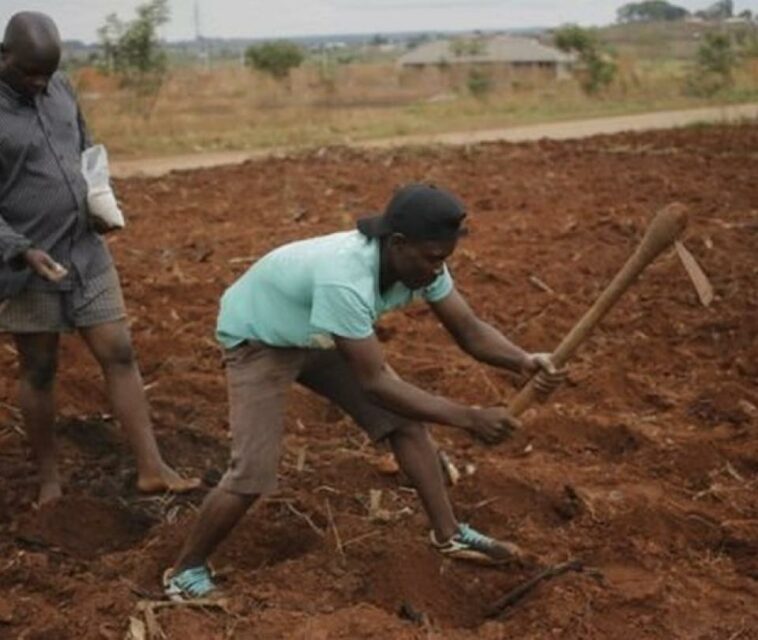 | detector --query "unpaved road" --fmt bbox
[111,102,758,178]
